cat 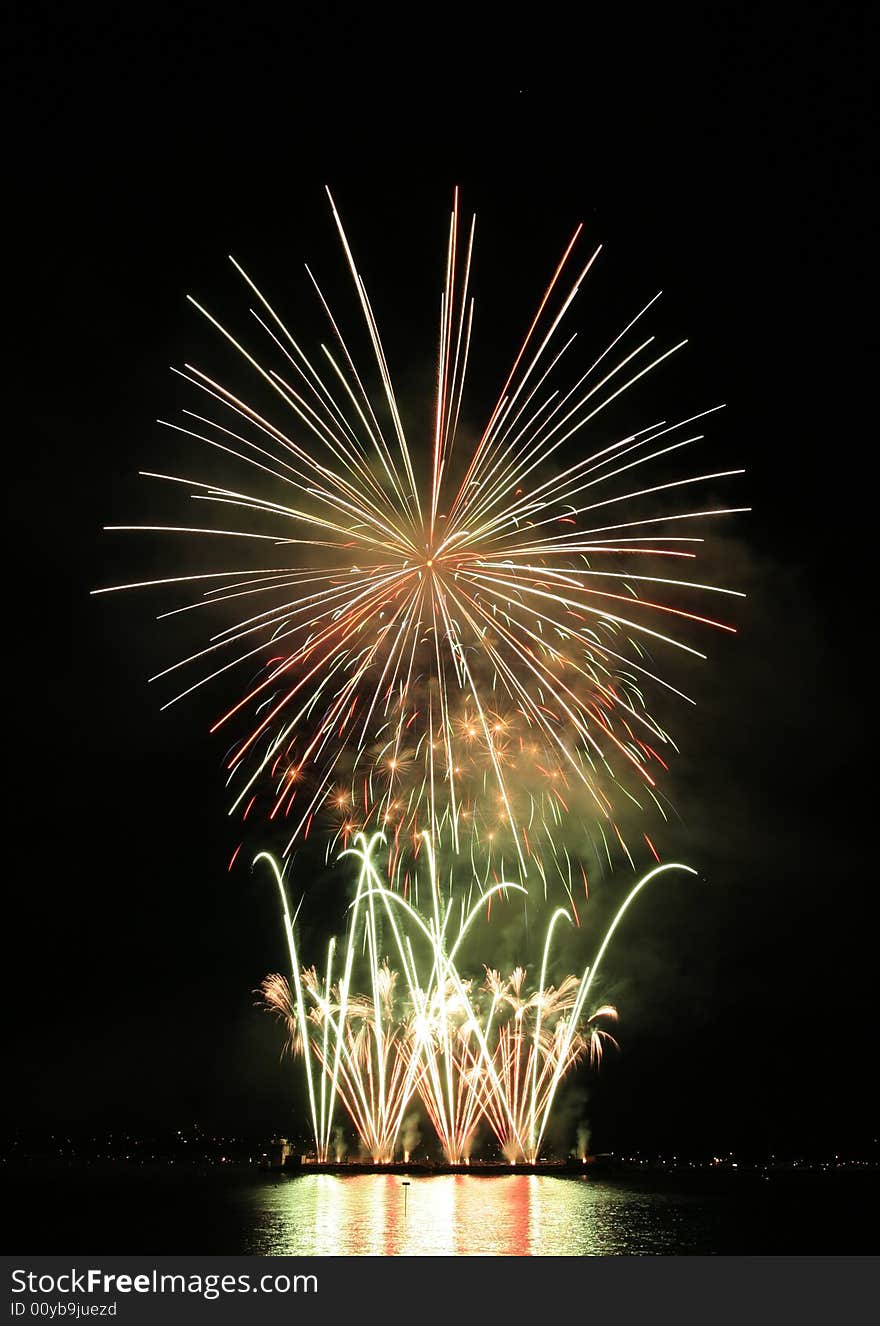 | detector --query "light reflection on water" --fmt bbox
[244,1174,685,1256]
